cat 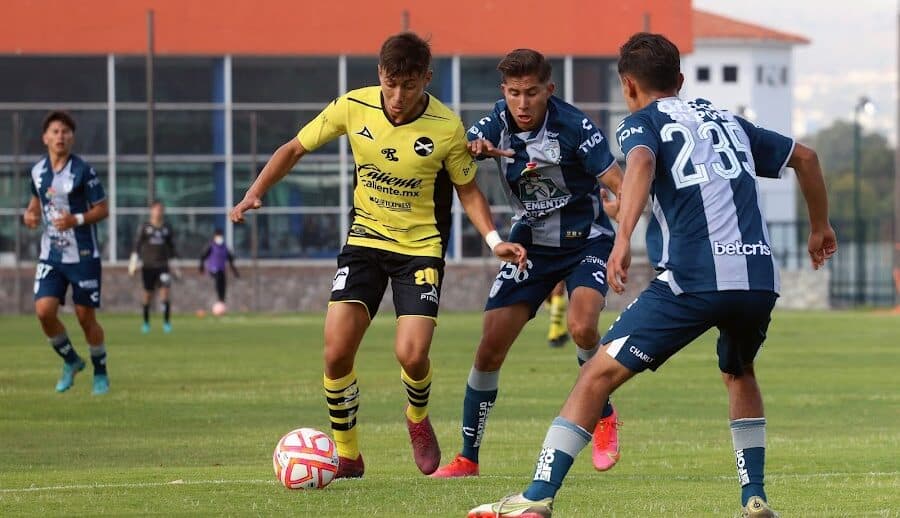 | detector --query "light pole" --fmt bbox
[853,96,875,305]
